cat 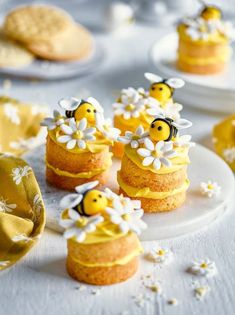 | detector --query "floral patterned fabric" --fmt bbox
[0,95,47,156]
[0,153,46,271]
